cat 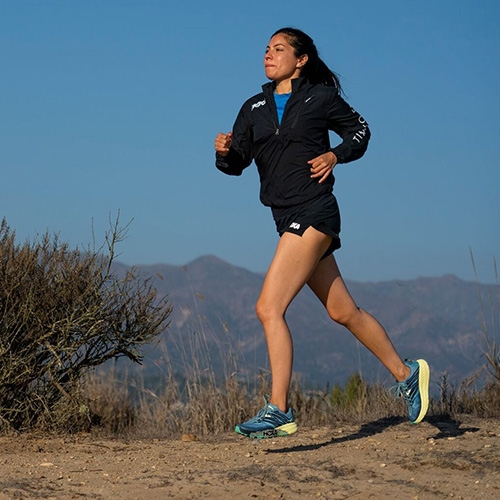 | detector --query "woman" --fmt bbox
[214,27,430,439]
